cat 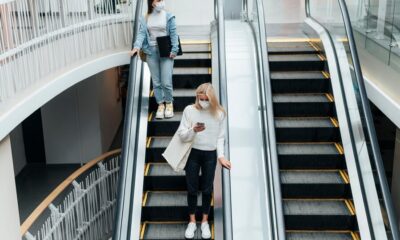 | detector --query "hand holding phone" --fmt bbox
[193,122,205,132]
